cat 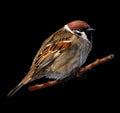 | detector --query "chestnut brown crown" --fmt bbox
[66,20,90,31]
